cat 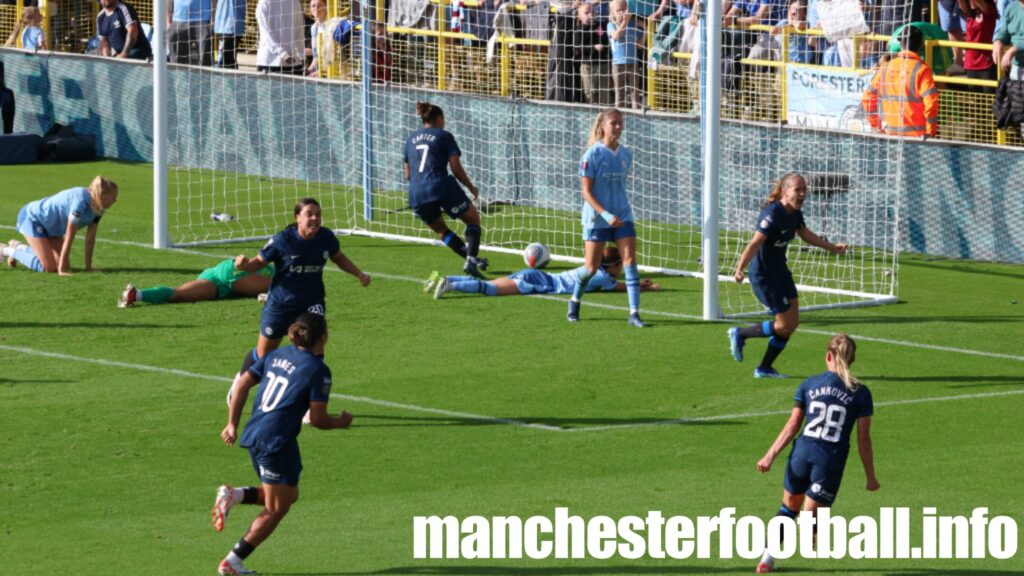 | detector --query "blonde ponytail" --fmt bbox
[829,333,861,392]
[765,172,804,207]
[587,108,622,147]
